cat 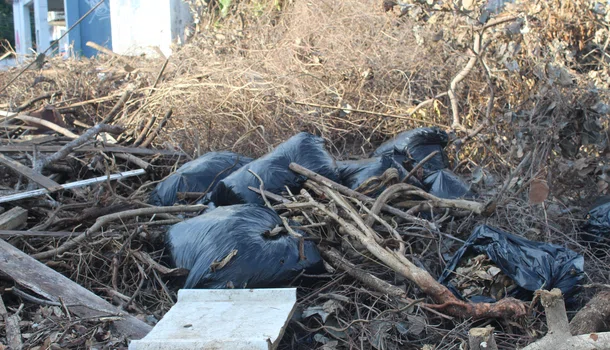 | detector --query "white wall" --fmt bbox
[109,0,192,57]
[12,1,32,58]
[33,0,50,53]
